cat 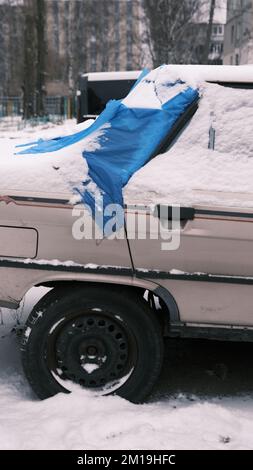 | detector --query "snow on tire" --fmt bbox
[21,285,164,403]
